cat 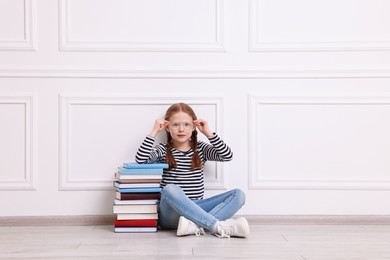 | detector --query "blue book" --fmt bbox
[118,168,163,175]
[123,162,169,169]
[117,187,162,193]
[114,181,160,189]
